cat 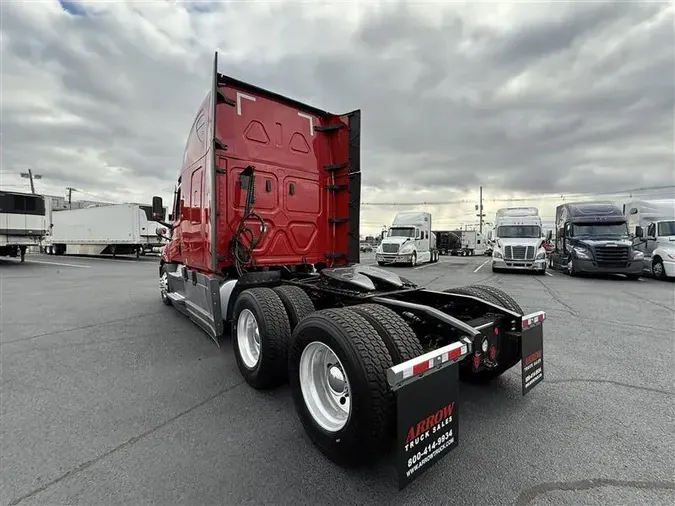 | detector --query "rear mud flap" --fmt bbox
[521,311,545,396]
[394,361,460,490]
